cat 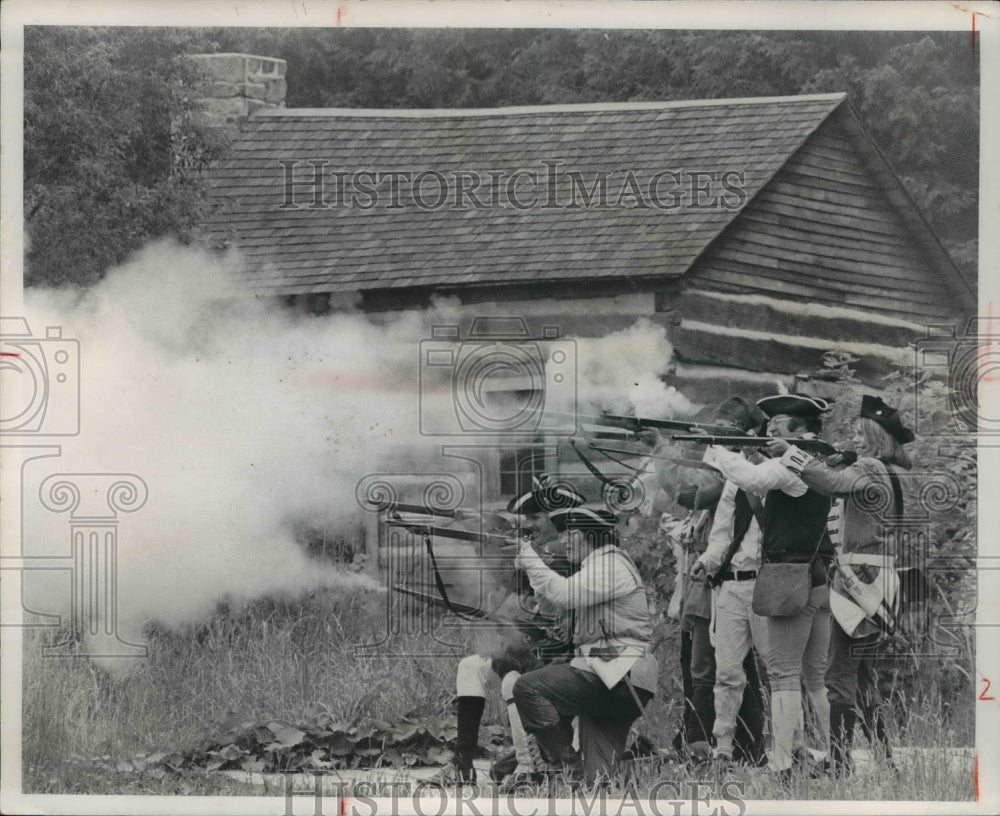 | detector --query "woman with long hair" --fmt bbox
[769,394,914,776]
